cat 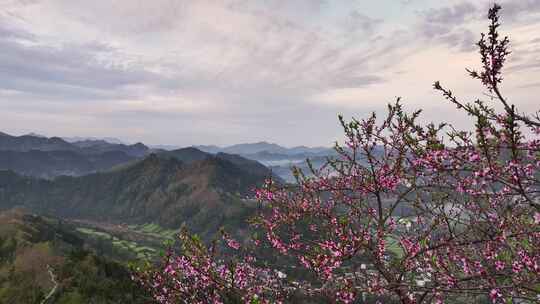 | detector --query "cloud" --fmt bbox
[517,81,540,89]
[0,0,538,146]
[0,20,169,101]
[418,0,540,26]
[344,11,383,35]
[421,2,478,26]
[48,0,188,35]
[499,0,540,21]
[414,0,540,54]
